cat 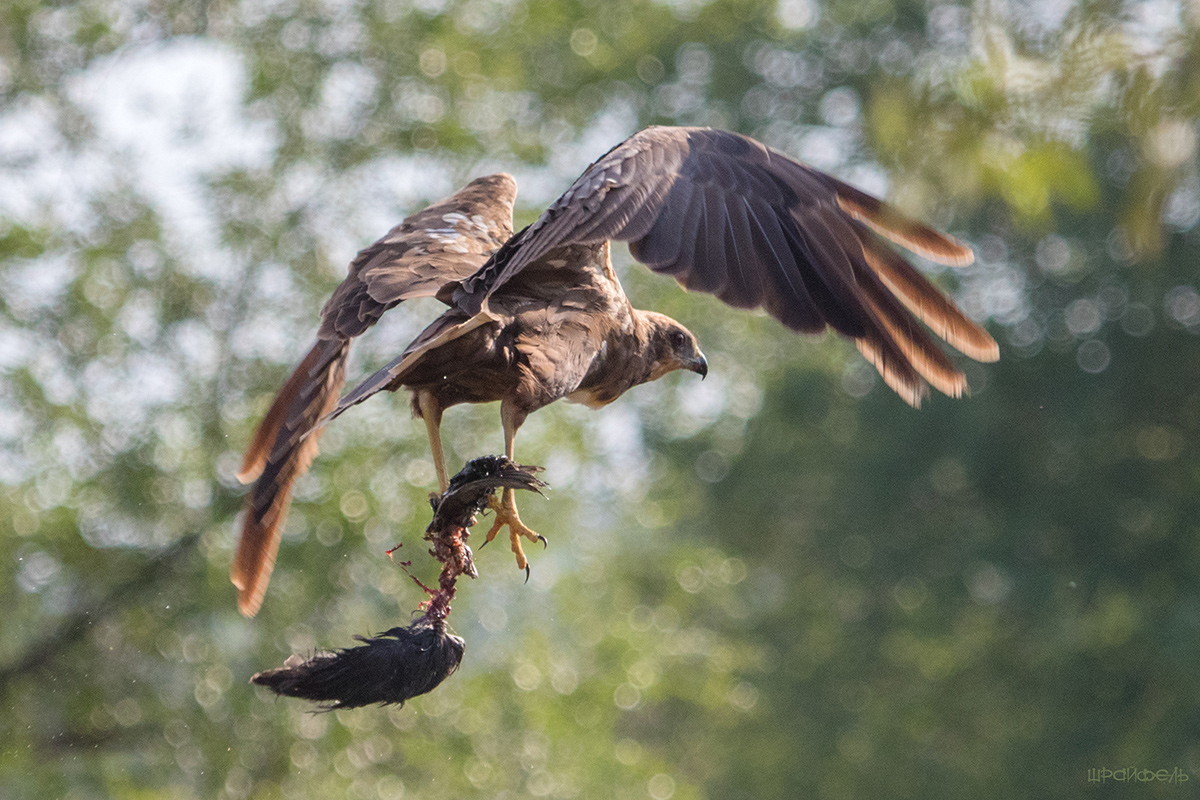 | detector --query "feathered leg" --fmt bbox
[416,390,450,494]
